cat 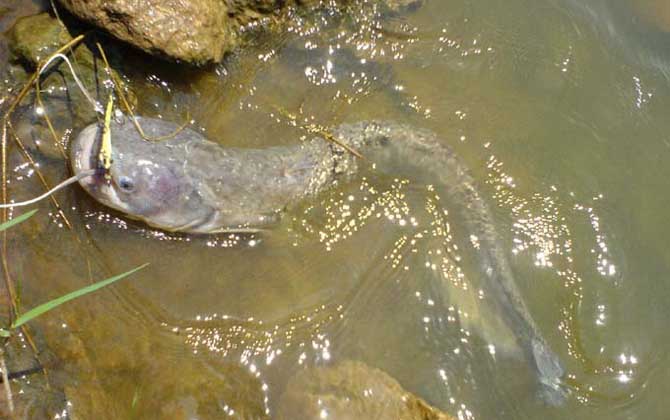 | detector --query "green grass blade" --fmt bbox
[11,263,149,329]
[0,209,37,232]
